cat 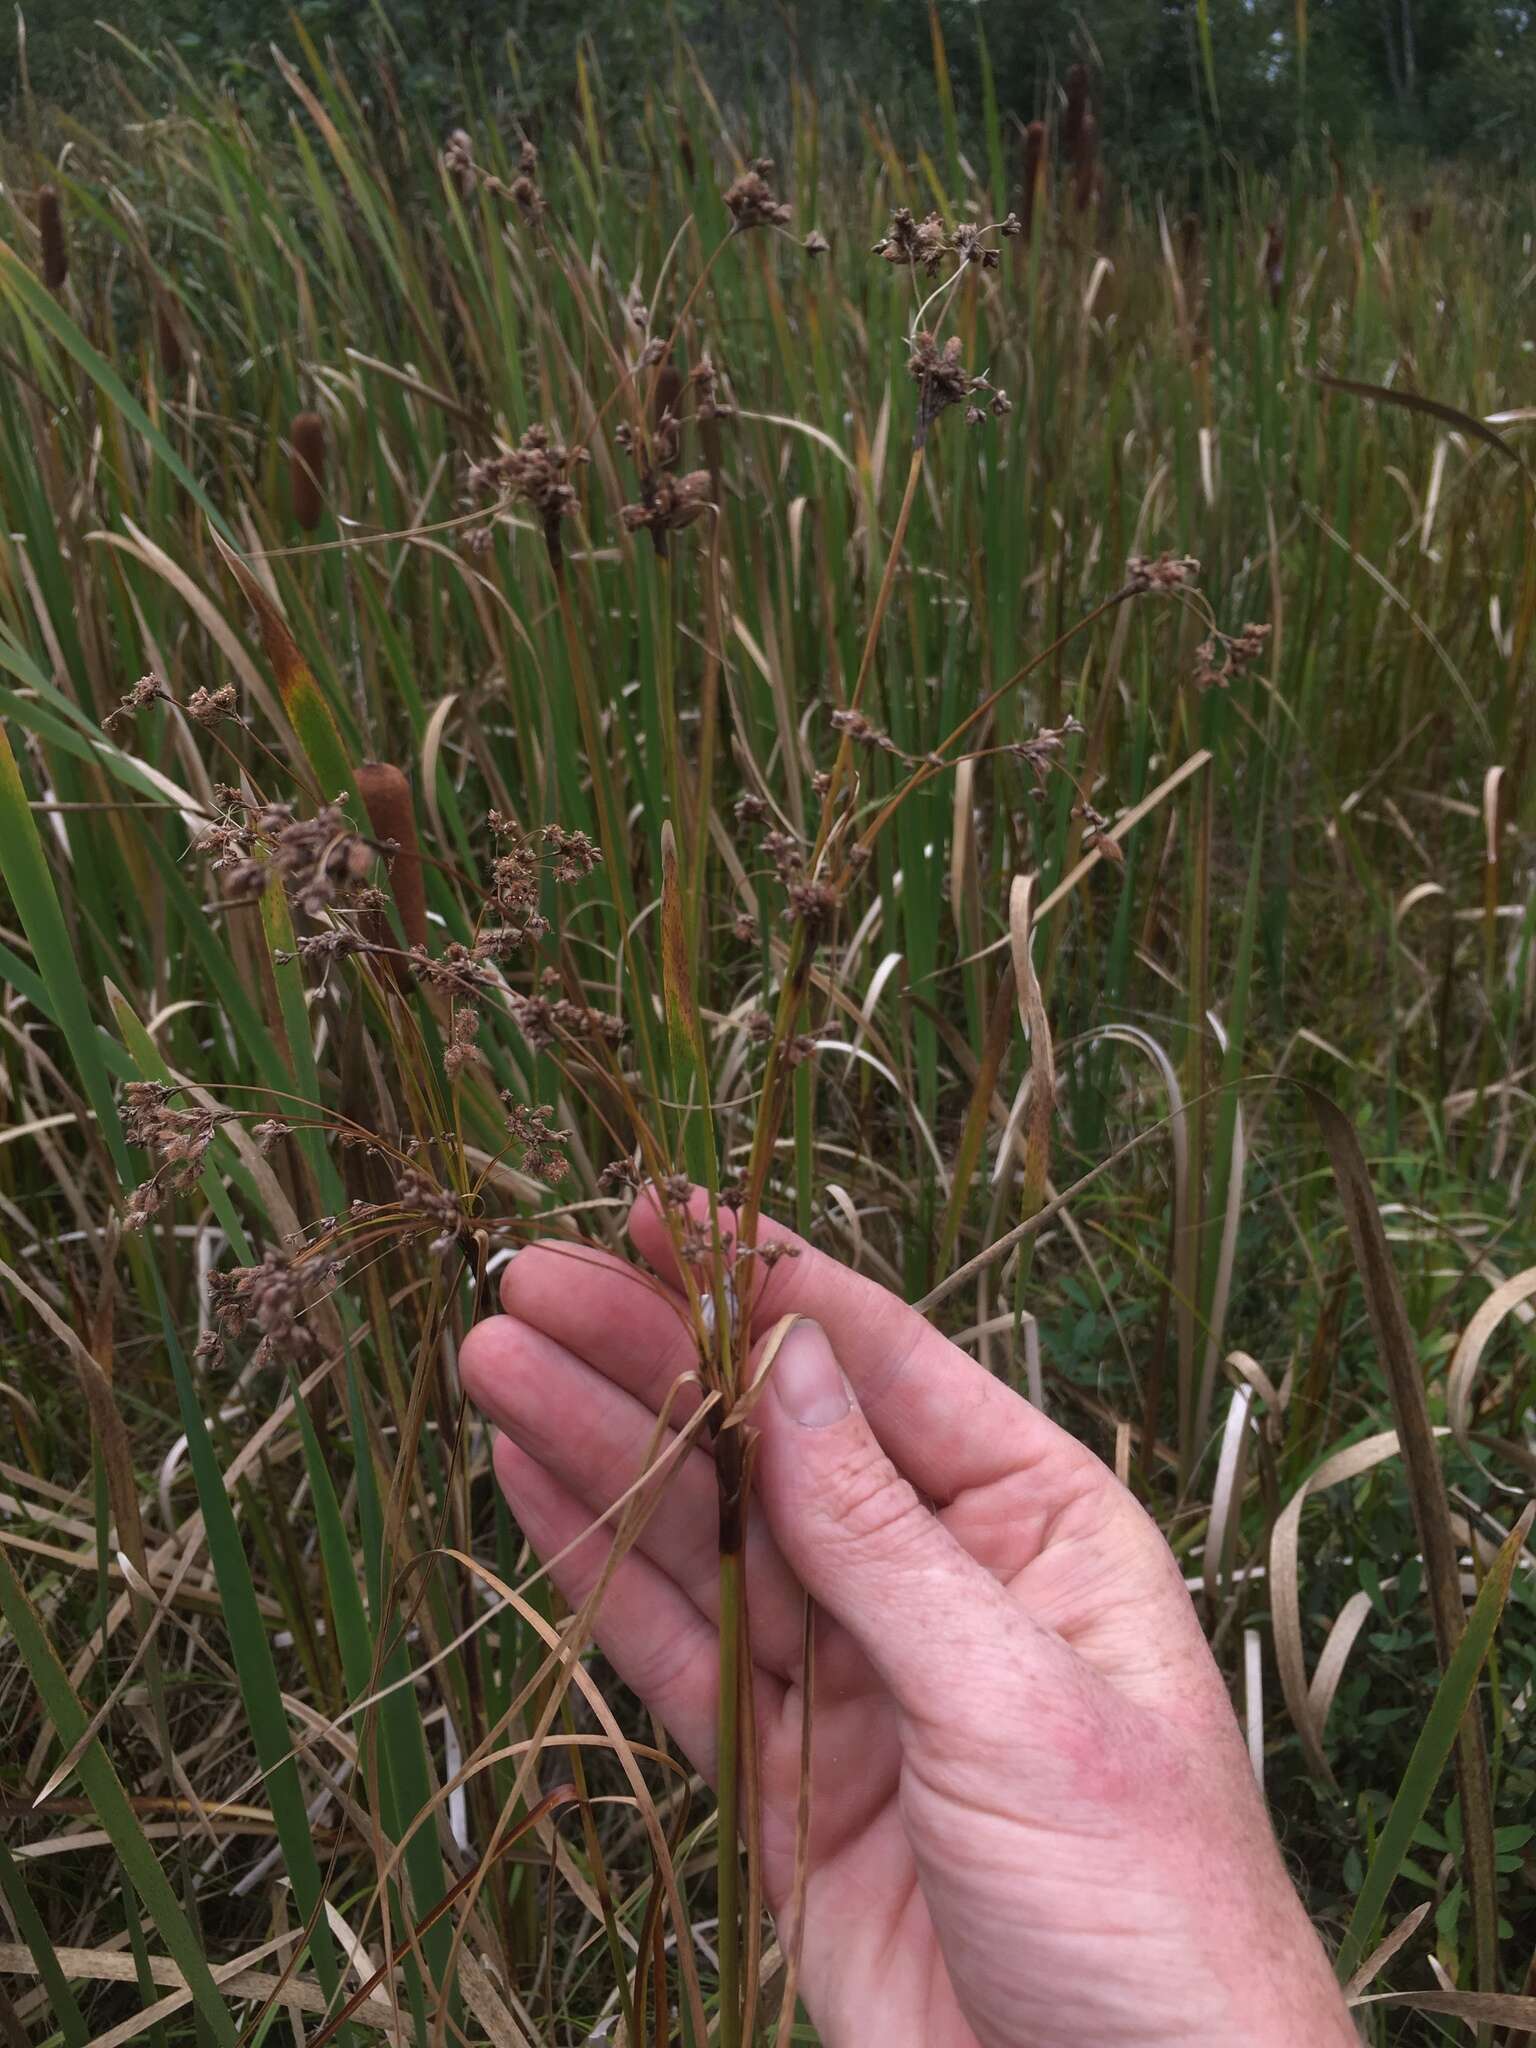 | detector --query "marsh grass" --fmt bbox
[1,15,1535,2045]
